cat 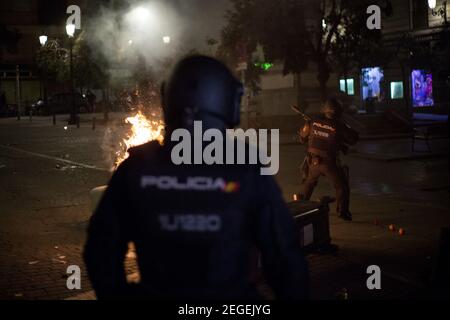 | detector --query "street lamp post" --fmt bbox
[39,35,47,47]
[16,65,21,121]
[66,23,77,125]
[428,0,448,25]
[38,35,48,119]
